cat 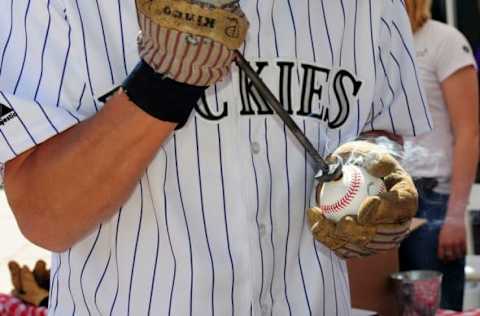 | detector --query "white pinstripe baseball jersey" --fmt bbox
[0,0,431,315]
